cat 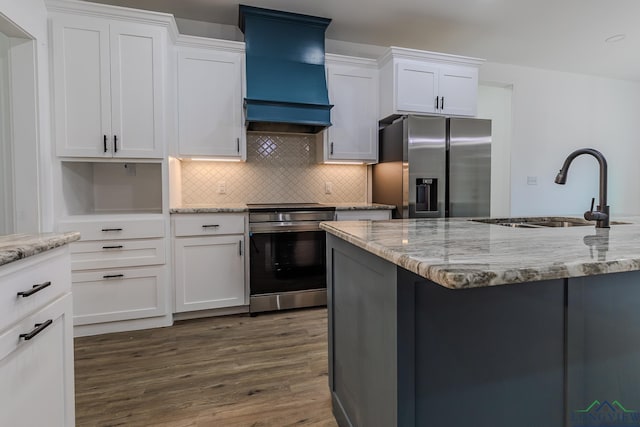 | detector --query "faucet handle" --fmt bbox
[589,197,595,212]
